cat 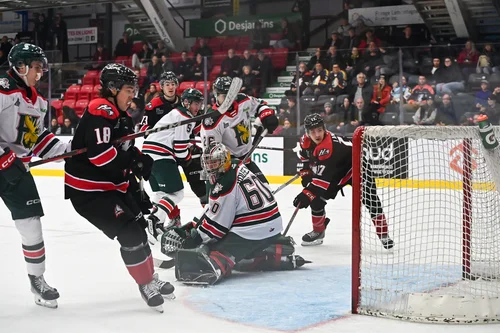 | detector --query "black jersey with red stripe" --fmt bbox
[64,98,136,198]
[299,131,353,198]
[139,94,181,132]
